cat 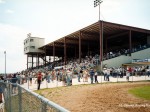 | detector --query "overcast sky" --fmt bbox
[0,0,150,73]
